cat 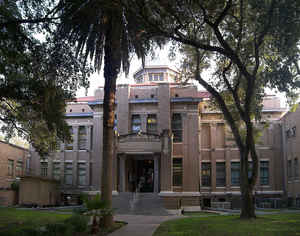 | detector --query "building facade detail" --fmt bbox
[30,65,295,208]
